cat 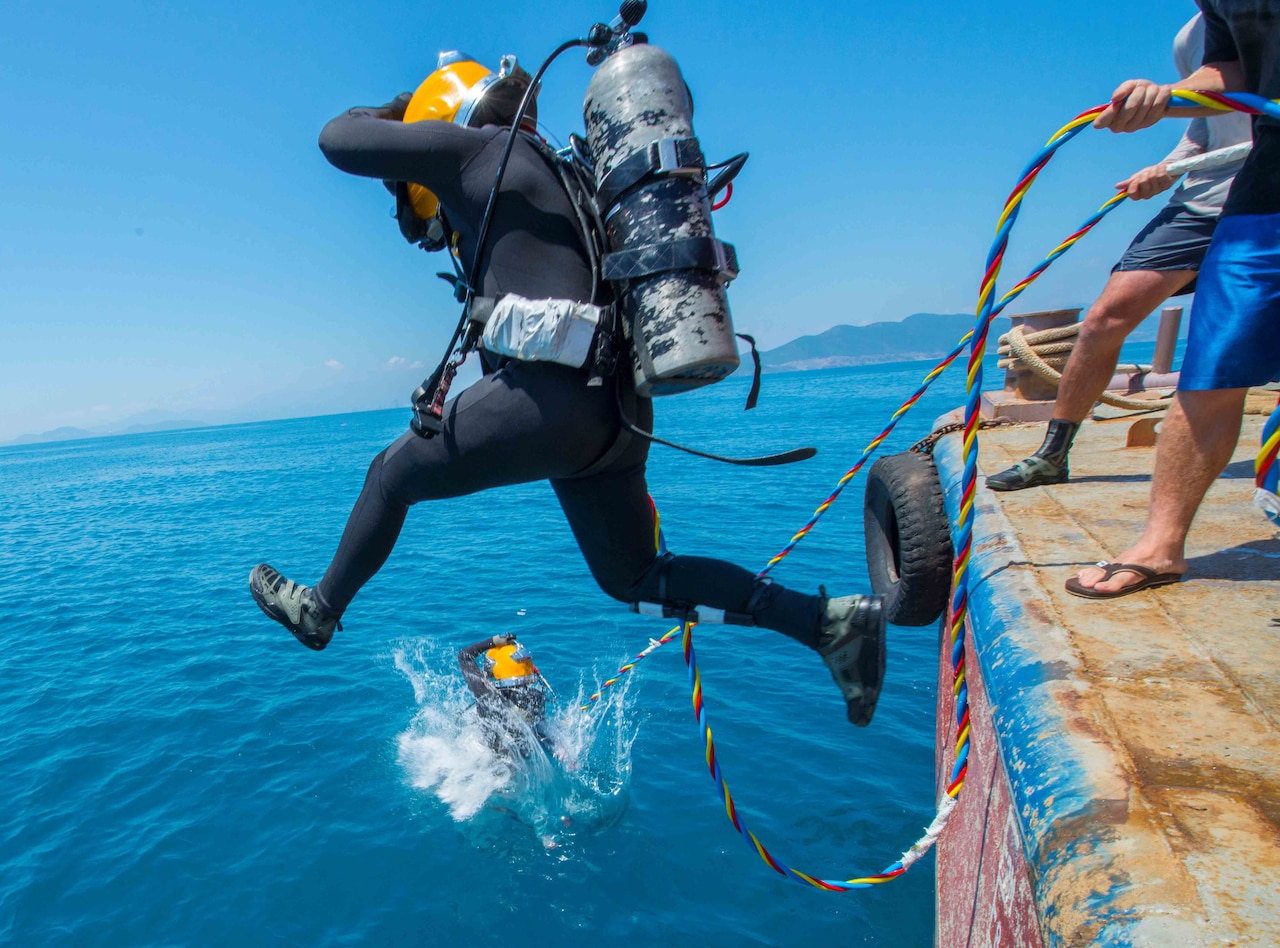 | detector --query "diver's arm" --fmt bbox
[458,640,495,700]
[457,635,514,700]
[317,97,482,185]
